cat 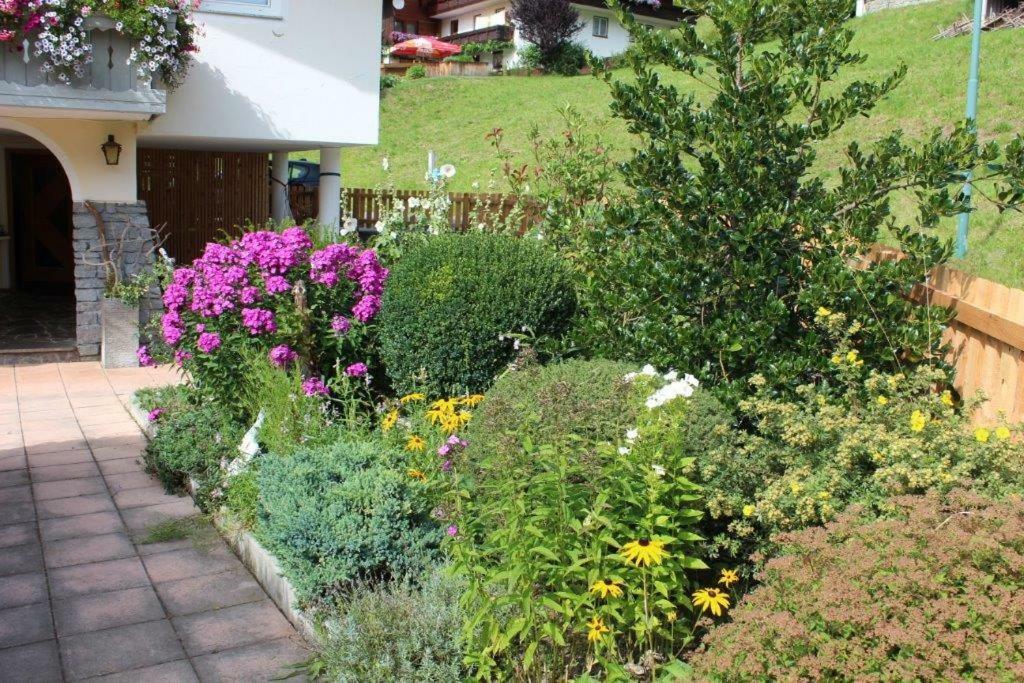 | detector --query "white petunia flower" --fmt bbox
[625,428,639,441]
[652,464,666,477]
